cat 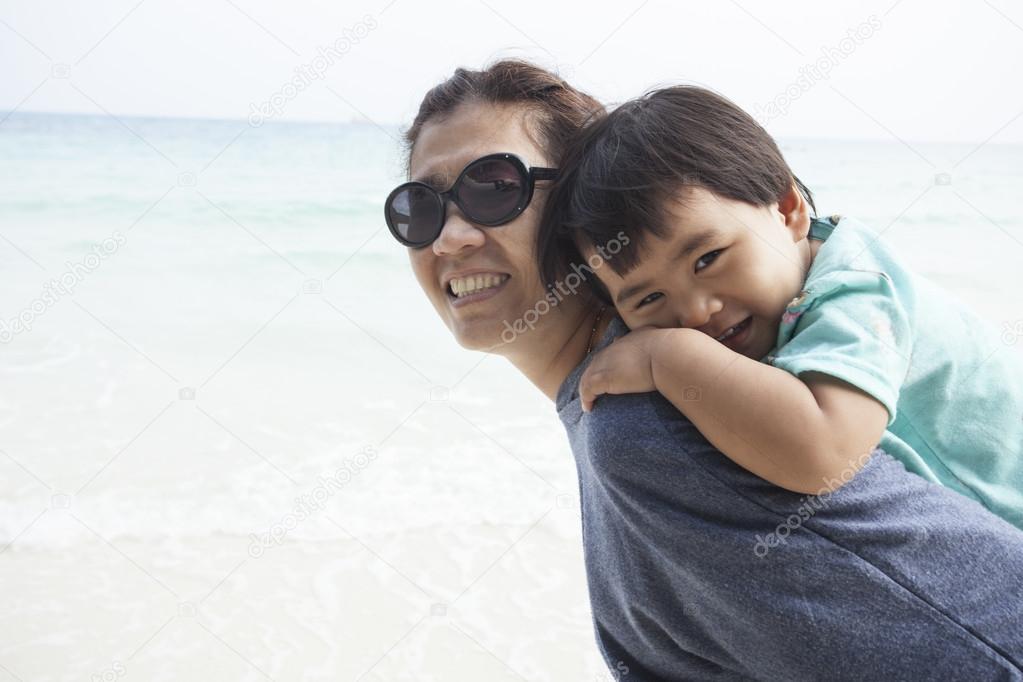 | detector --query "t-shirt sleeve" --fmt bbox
[769,269,913,426]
